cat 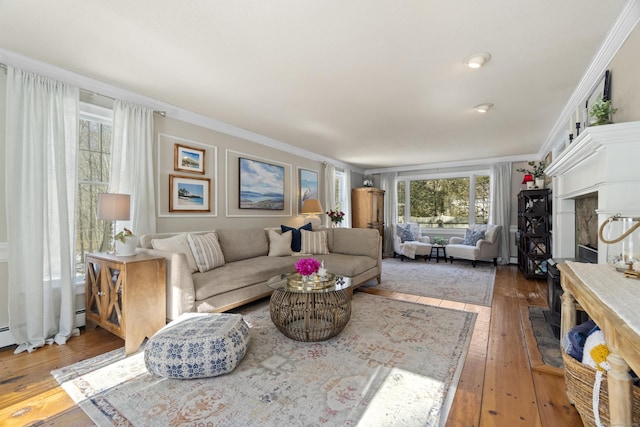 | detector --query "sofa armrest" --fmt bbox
[449,236,464,244]
[136,247,196,321]
[418,236,431,244]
